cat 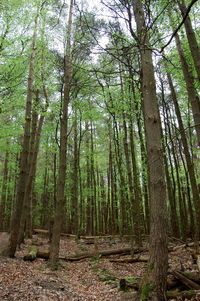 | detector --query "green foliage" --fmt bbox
[140,283,154,301]
[125,276,139,284]
[0,0,199,262]
[98,268,116,285]
[89,255,101,263]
